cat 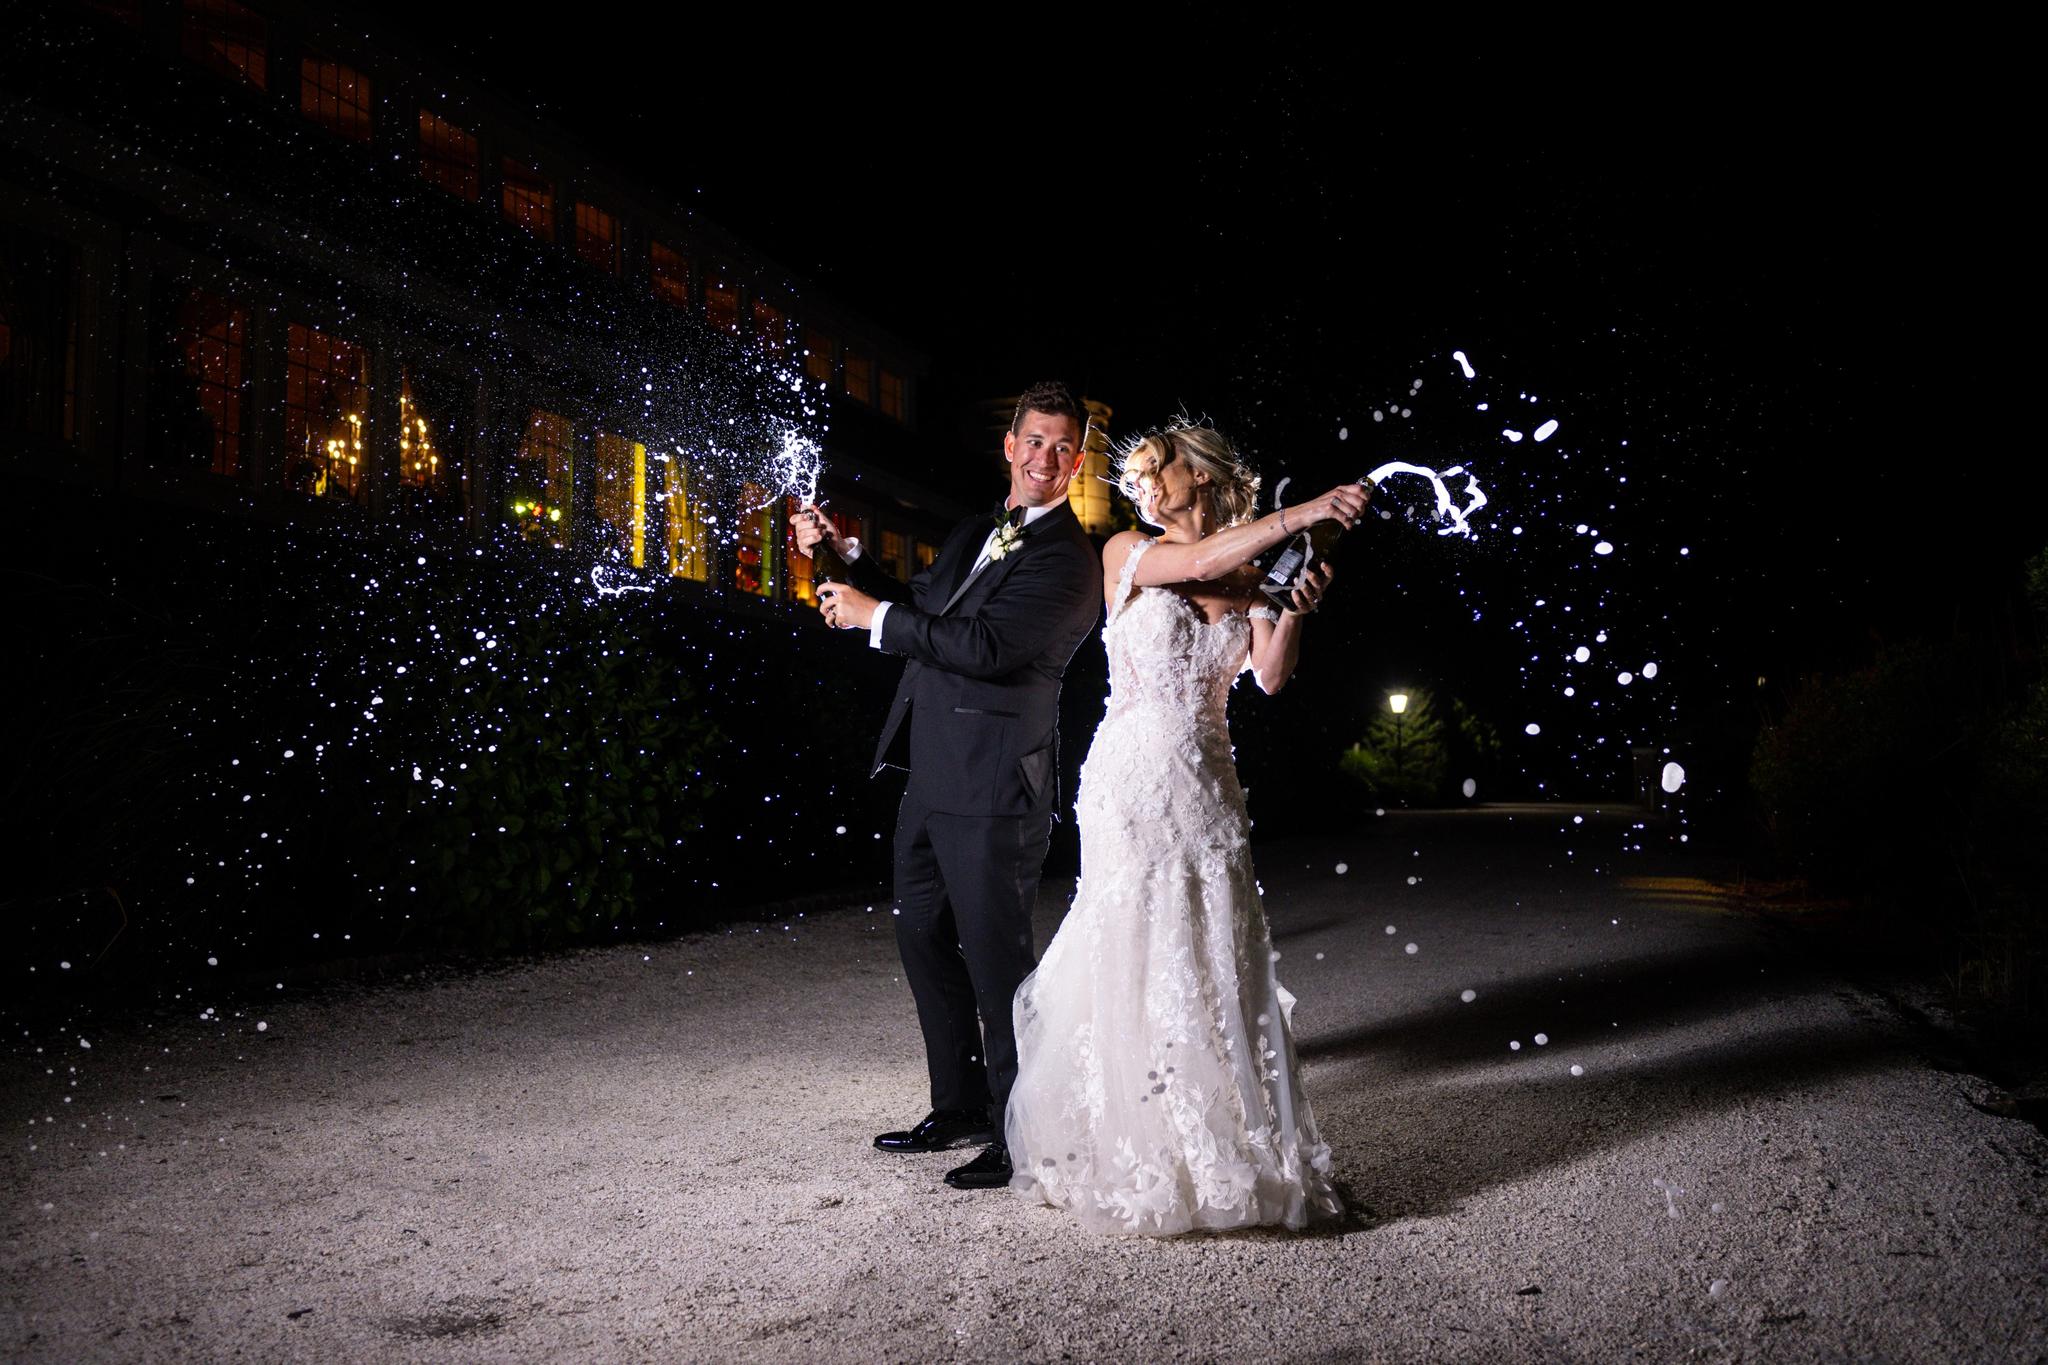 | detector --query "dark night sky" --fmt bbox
[348,14,2035,683]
